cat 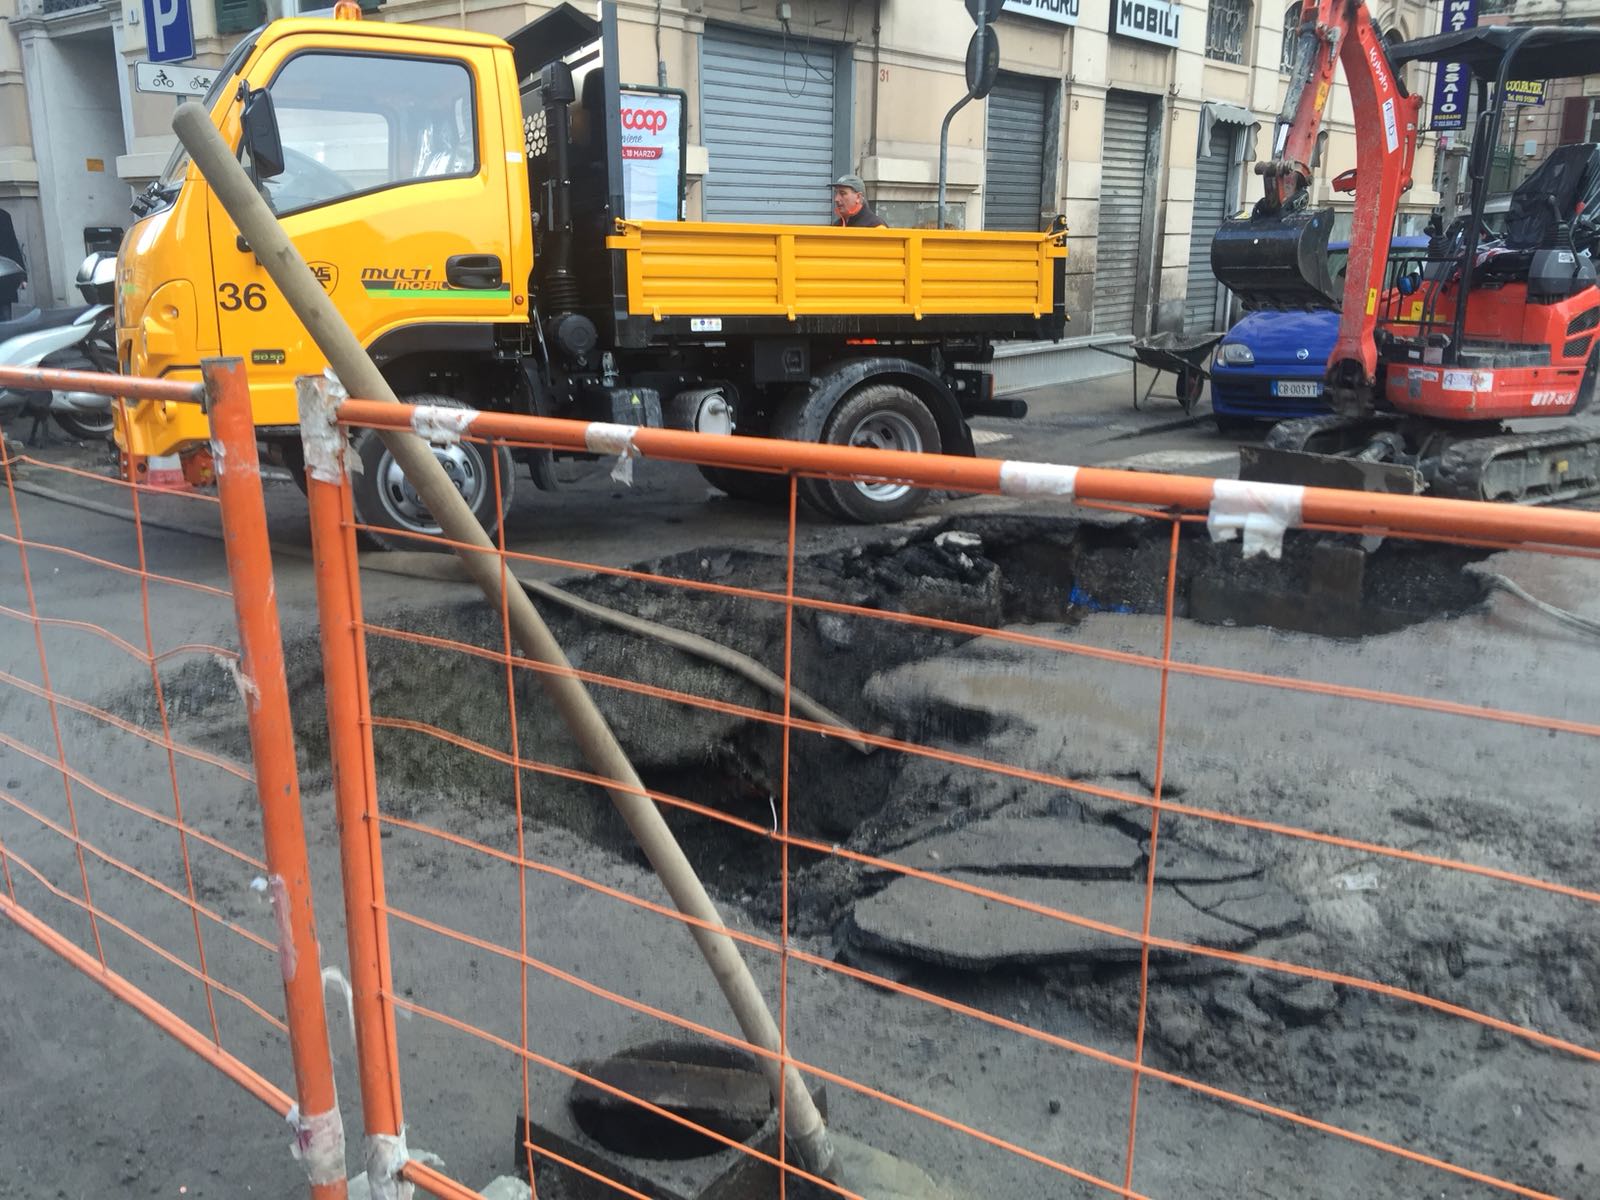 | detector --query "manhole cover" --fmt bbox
[569,1040,771,1161]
